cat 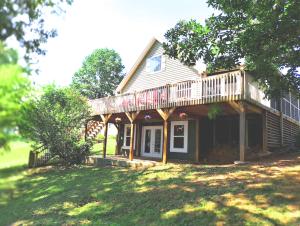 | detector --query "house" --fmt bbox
[87,37,300,164]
